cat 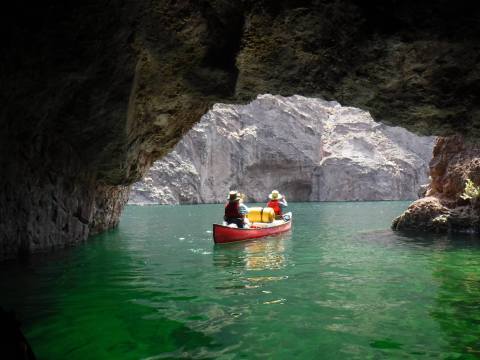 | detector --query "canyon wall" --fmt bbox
[130,95,434,204]
[2,0,480,259]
